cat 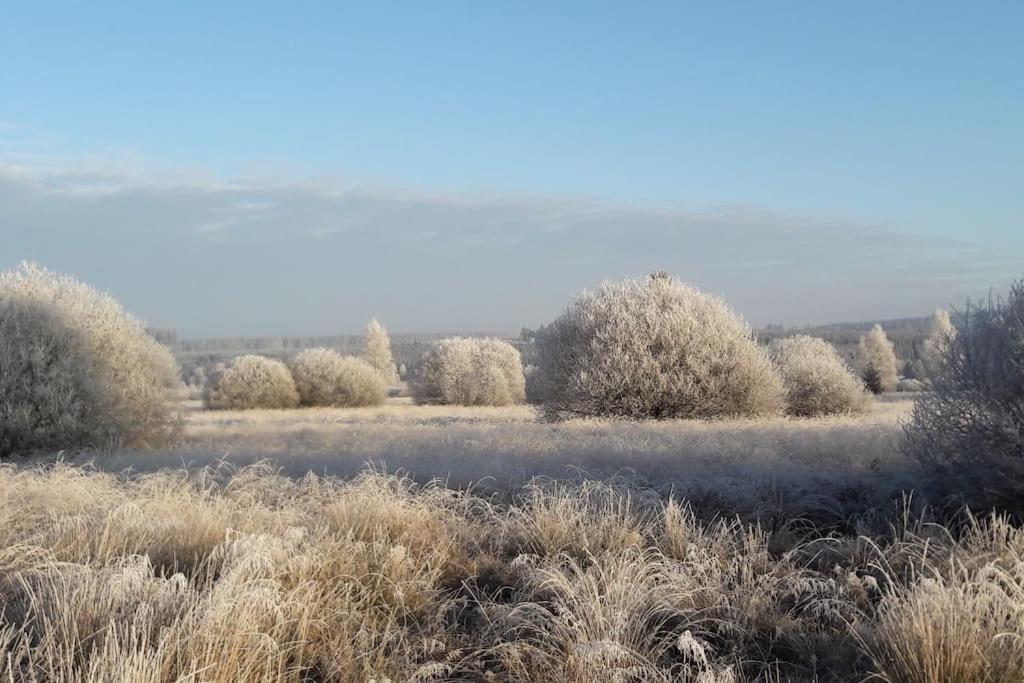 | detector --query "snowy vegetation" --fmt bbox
[533,274,785,419]
[4,263,1024,680]
[291,348,387,407]
[0,262,181,455]
[204,355,300,410]
[413,337,526,406]
[769,335,871,416]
